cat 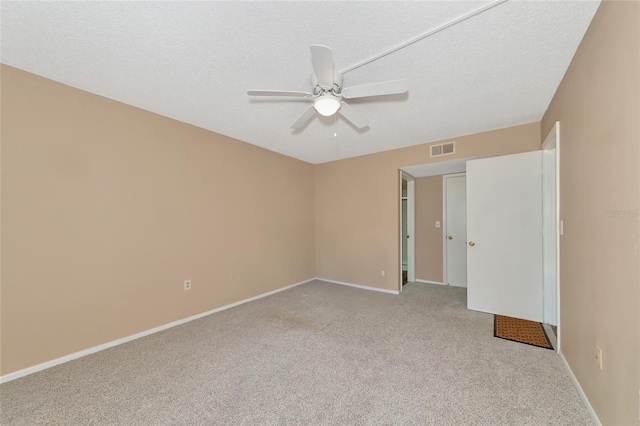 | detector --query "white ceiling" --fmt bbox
[1,1,599,164]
